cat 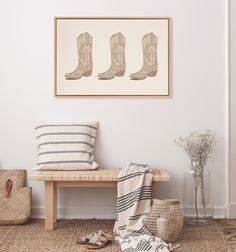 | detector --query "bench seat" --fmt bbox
[31,168,170,230]
[31,168,169,181]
